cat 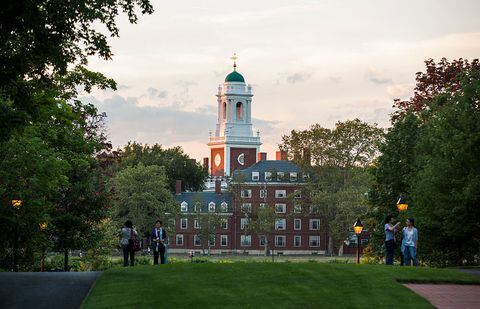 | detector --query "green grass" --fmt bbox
[82,263,480,309]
